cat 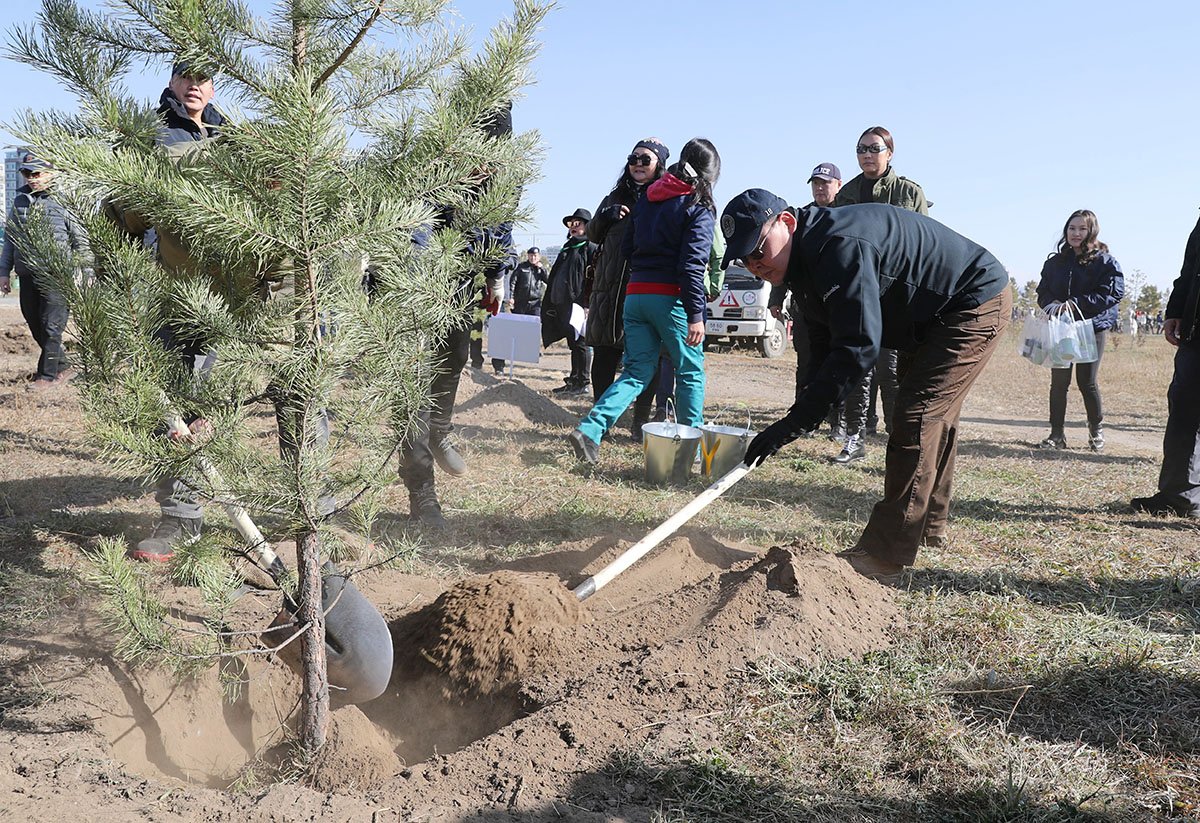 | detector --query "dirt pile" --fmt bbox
[396,571,585,697]
[308,705,402,792]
